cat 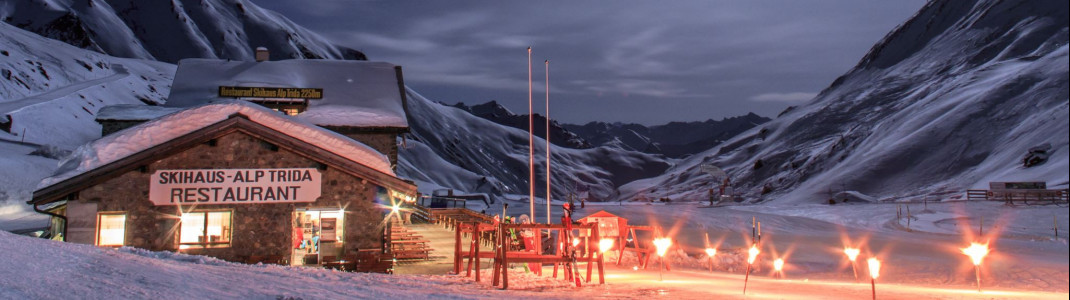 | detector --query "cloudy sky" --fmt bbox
[257,0,927,125]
